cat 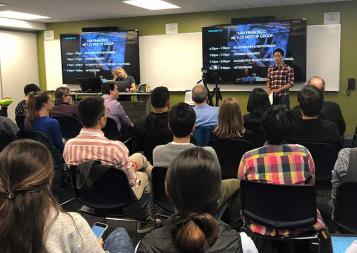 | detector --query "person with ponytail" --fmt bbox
[25,91,64,151]
[0,139,134,253]
[136,147,257,253]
